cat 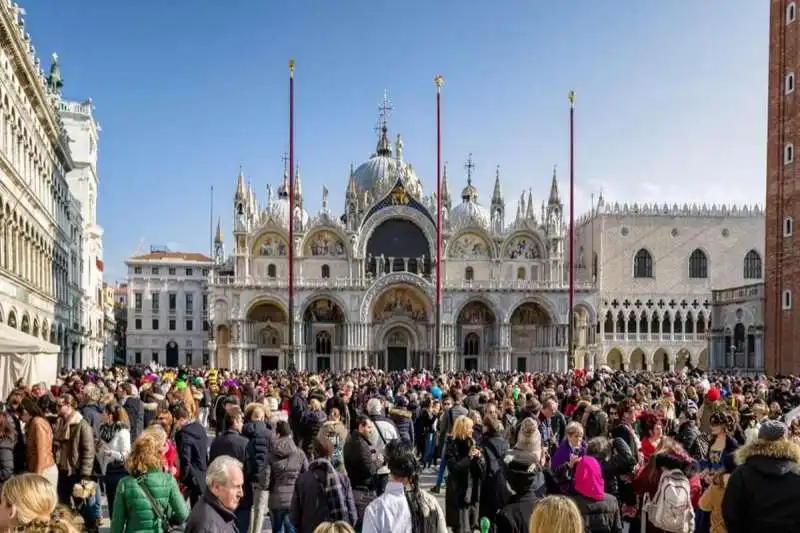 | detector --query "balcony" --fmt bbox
[601,332,708,343]
[212,272,595,292]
